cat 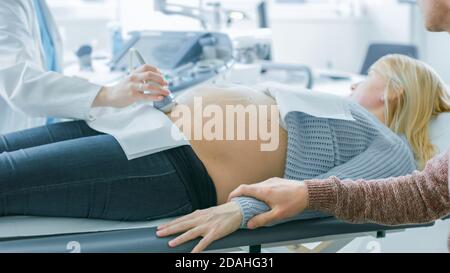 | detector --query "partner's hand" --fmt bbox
[92,64,170,108]
[228,178,309,229]
[156,202,243,253]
